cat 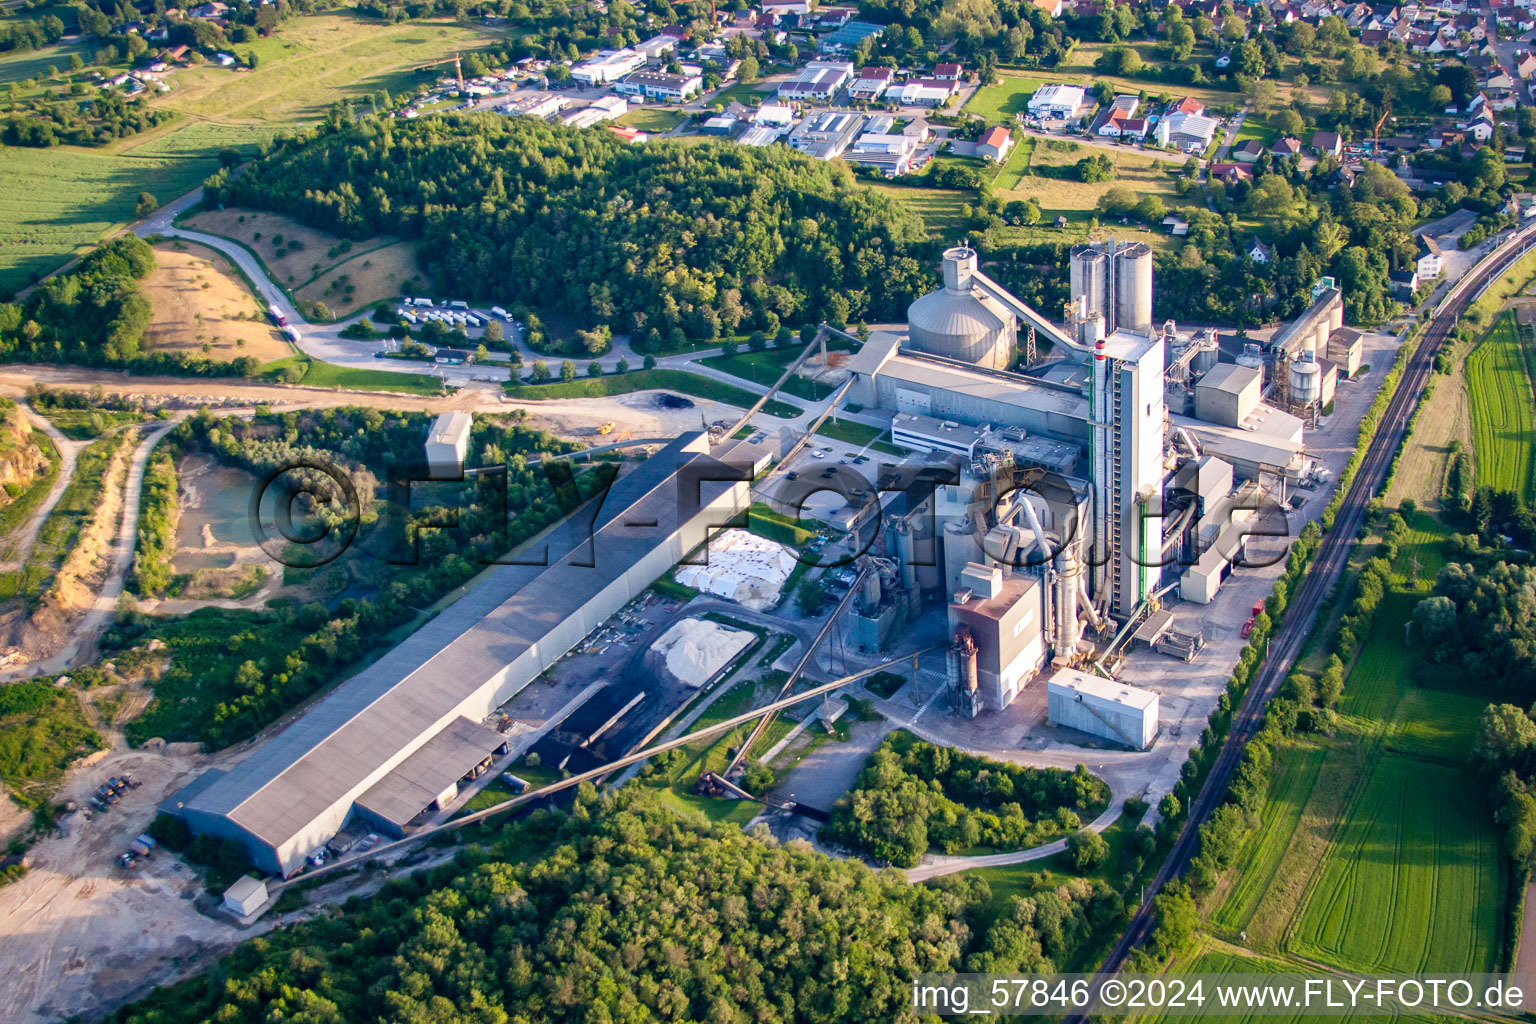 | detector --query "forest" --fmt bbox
[111,406,589,747]
[110,786,1128,1024]
[203,115,933,349]
[821,733,1111,867]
